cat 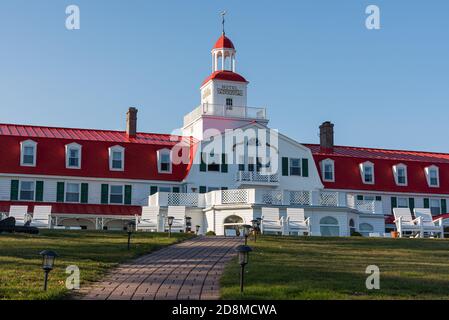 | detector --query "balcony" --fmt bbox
[235,171,279,187]
[148,189,384,215]
[183,103,267,126]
